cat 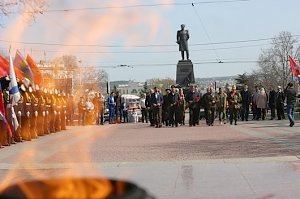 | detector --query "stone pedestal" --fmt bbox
[176,60,195,87]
